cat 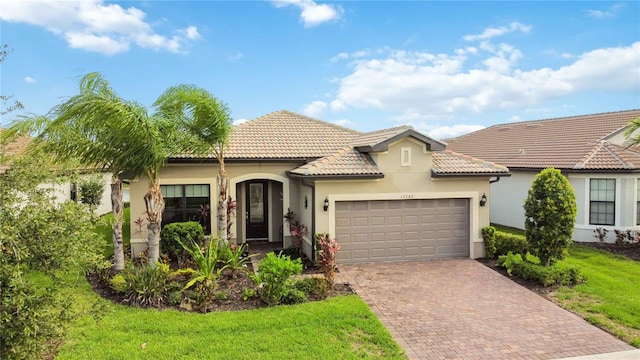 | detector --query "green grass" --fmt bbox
[56,274,406,360]
[491,223,640,347]
[94,207,131,258]
[556,245,640,347]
